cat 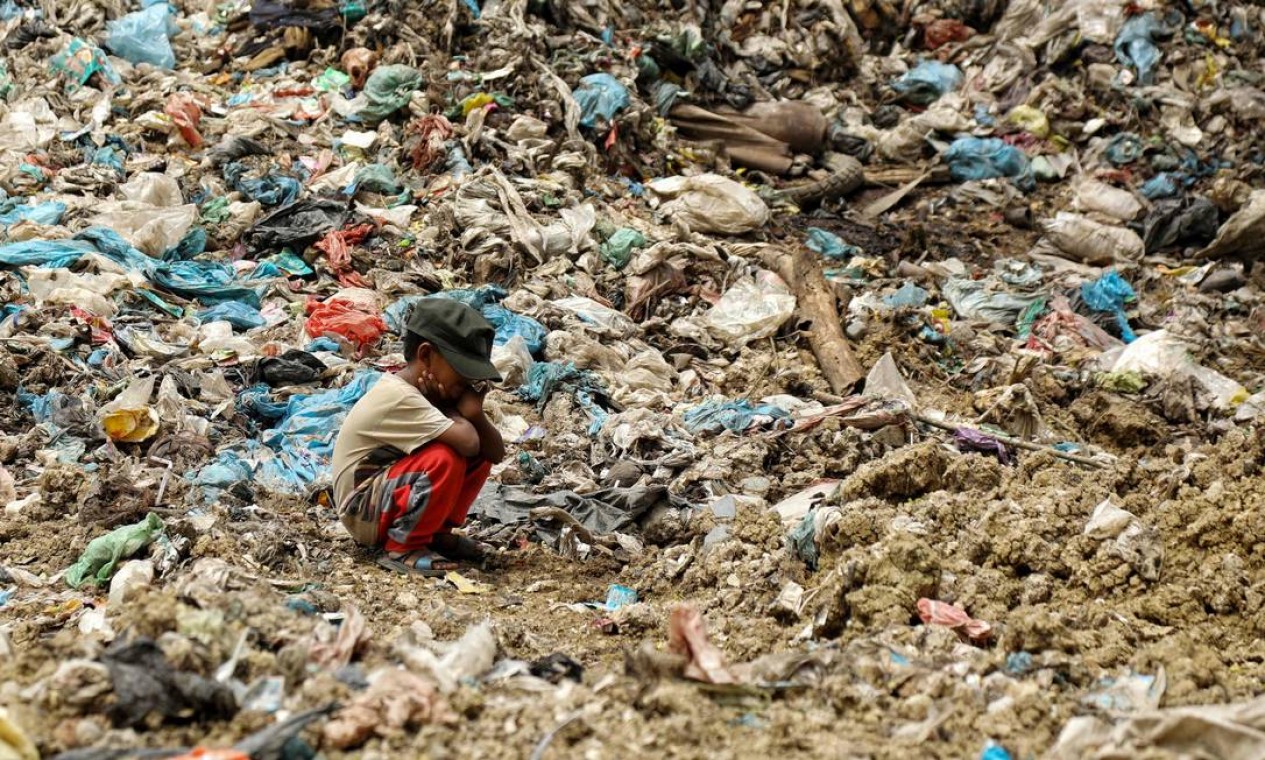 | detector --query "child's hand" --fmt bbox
[419,368,447,401]
[457,388,485,420]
